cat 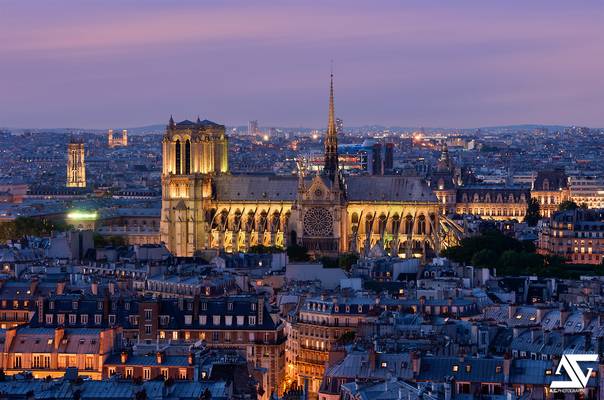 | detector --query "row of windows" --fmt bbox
[1,300,29,309]
[109,366,187,380]
[46,314,103,325]
[12,354,95,370]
